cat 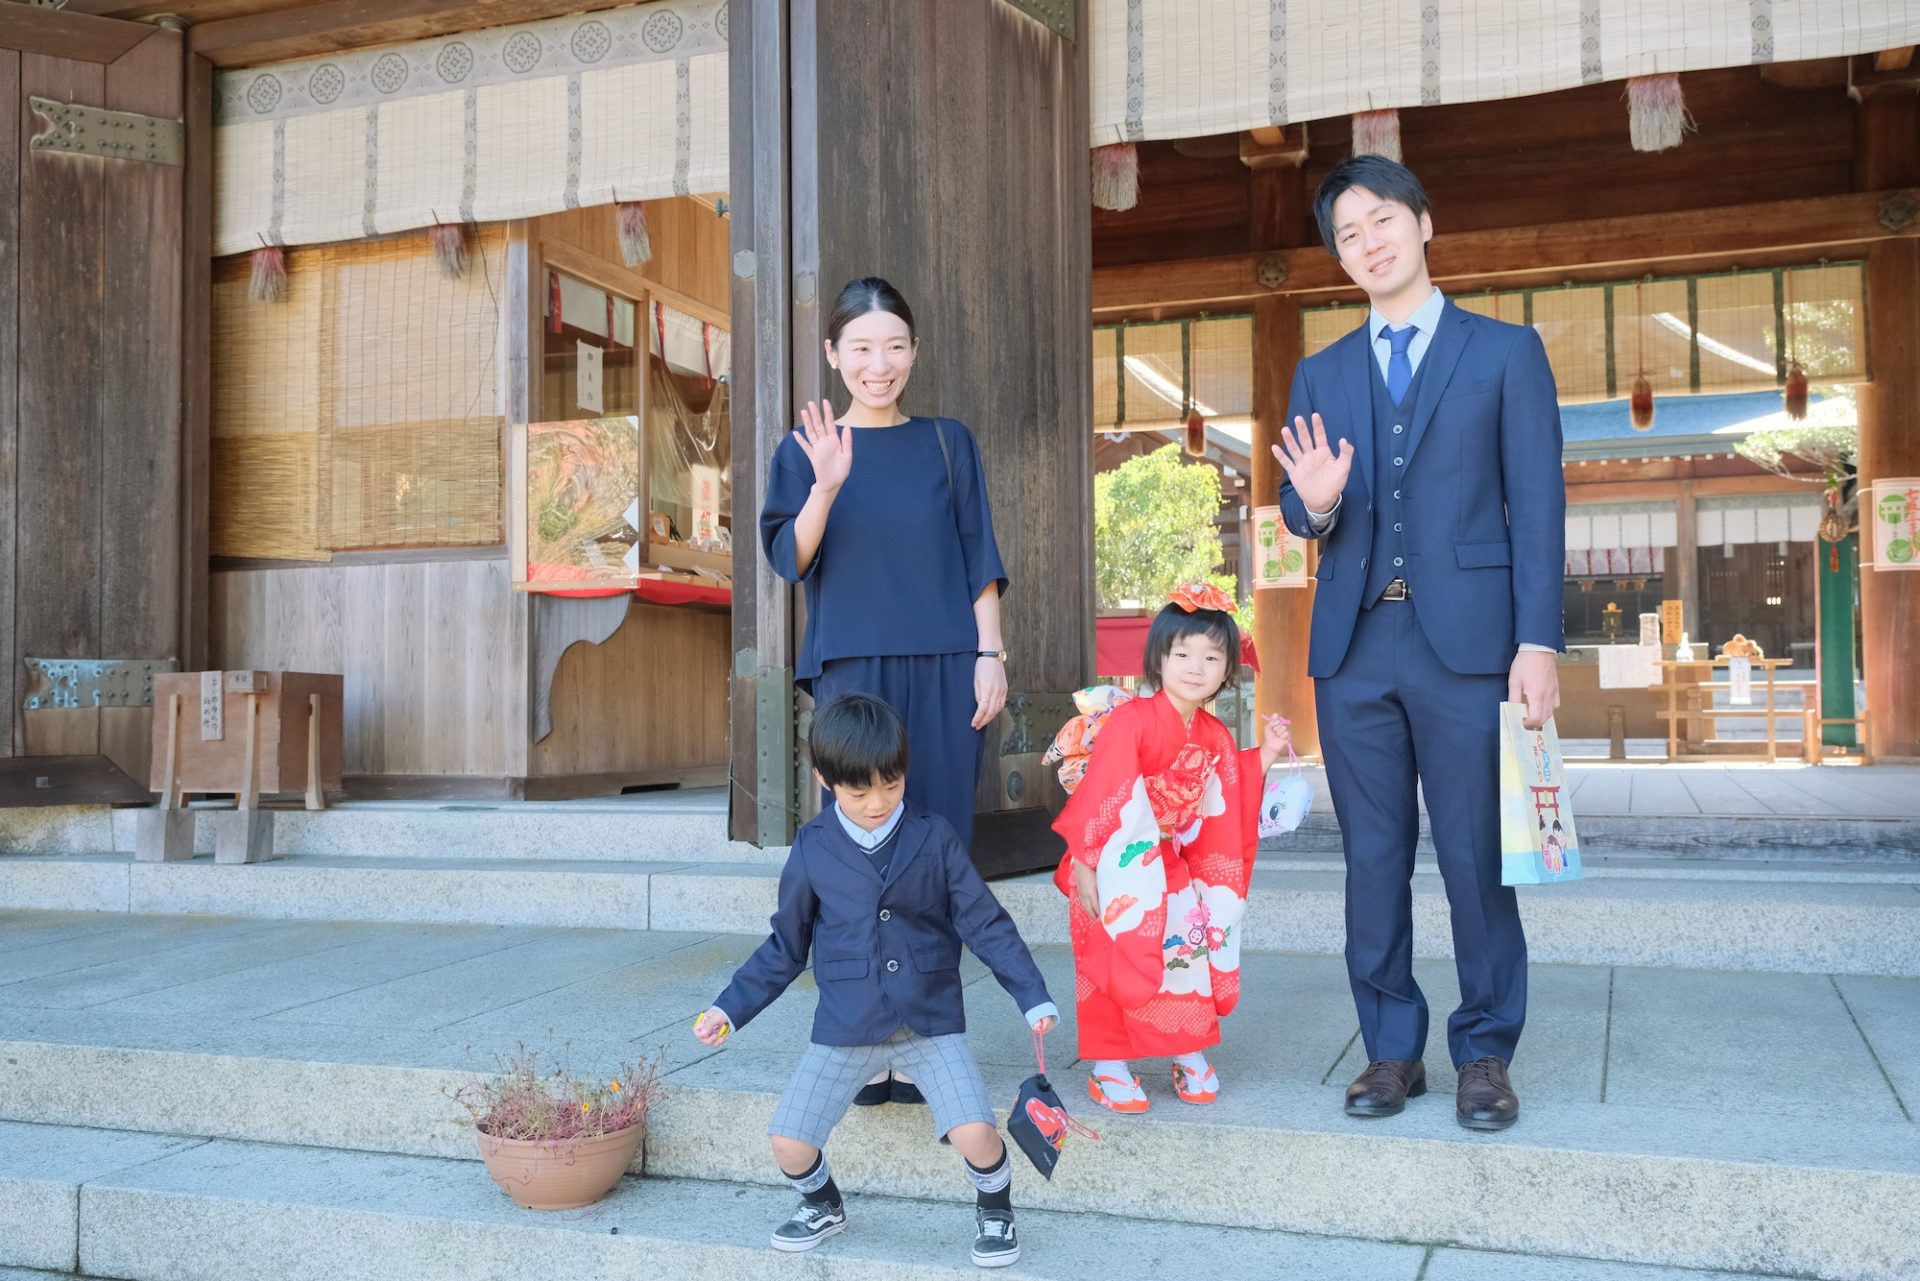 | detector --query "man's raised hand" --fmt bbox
[1270,413,1354,513]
